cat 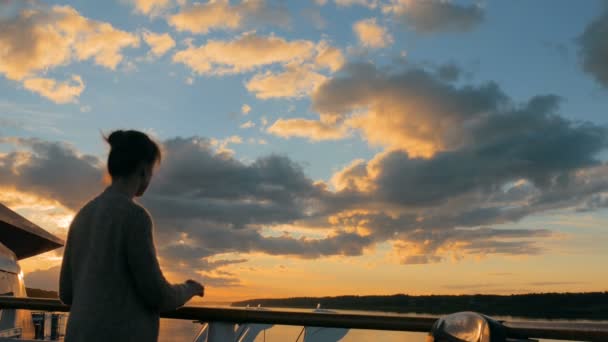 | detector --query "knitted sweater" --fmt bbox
[59,187,197,341]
